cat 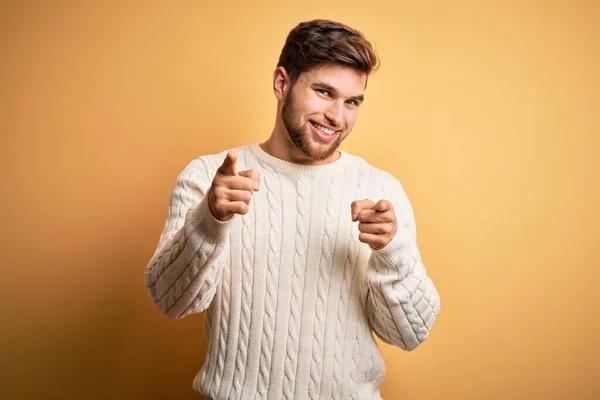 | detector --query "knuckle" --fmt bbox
[213,186,226,199]
[213,203,225,216]
[212,177,226,189]
[238,177,252,191]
